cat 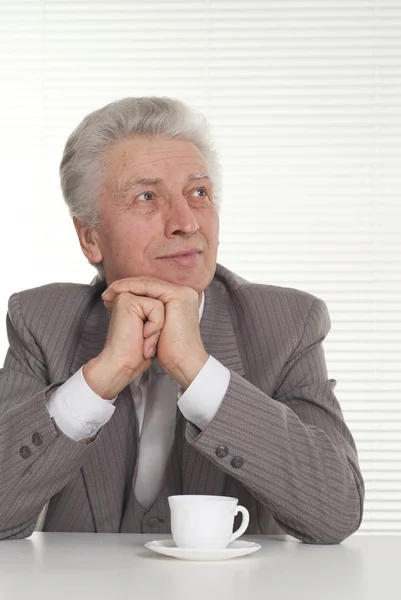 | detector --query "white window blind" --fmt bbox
[0,0,400,533]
